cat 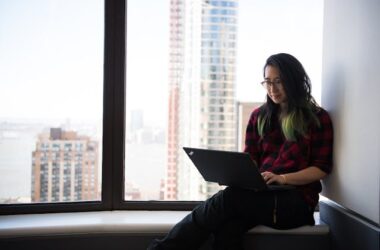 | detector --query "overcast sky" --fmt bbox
[0,0,323,128]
